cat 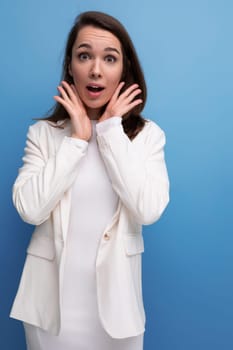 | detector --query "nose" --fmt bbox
[89,59,102,79]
